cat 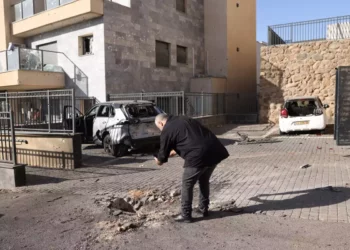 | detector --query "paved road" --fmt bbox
[1,135,350,249]
[17,136,350,223]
